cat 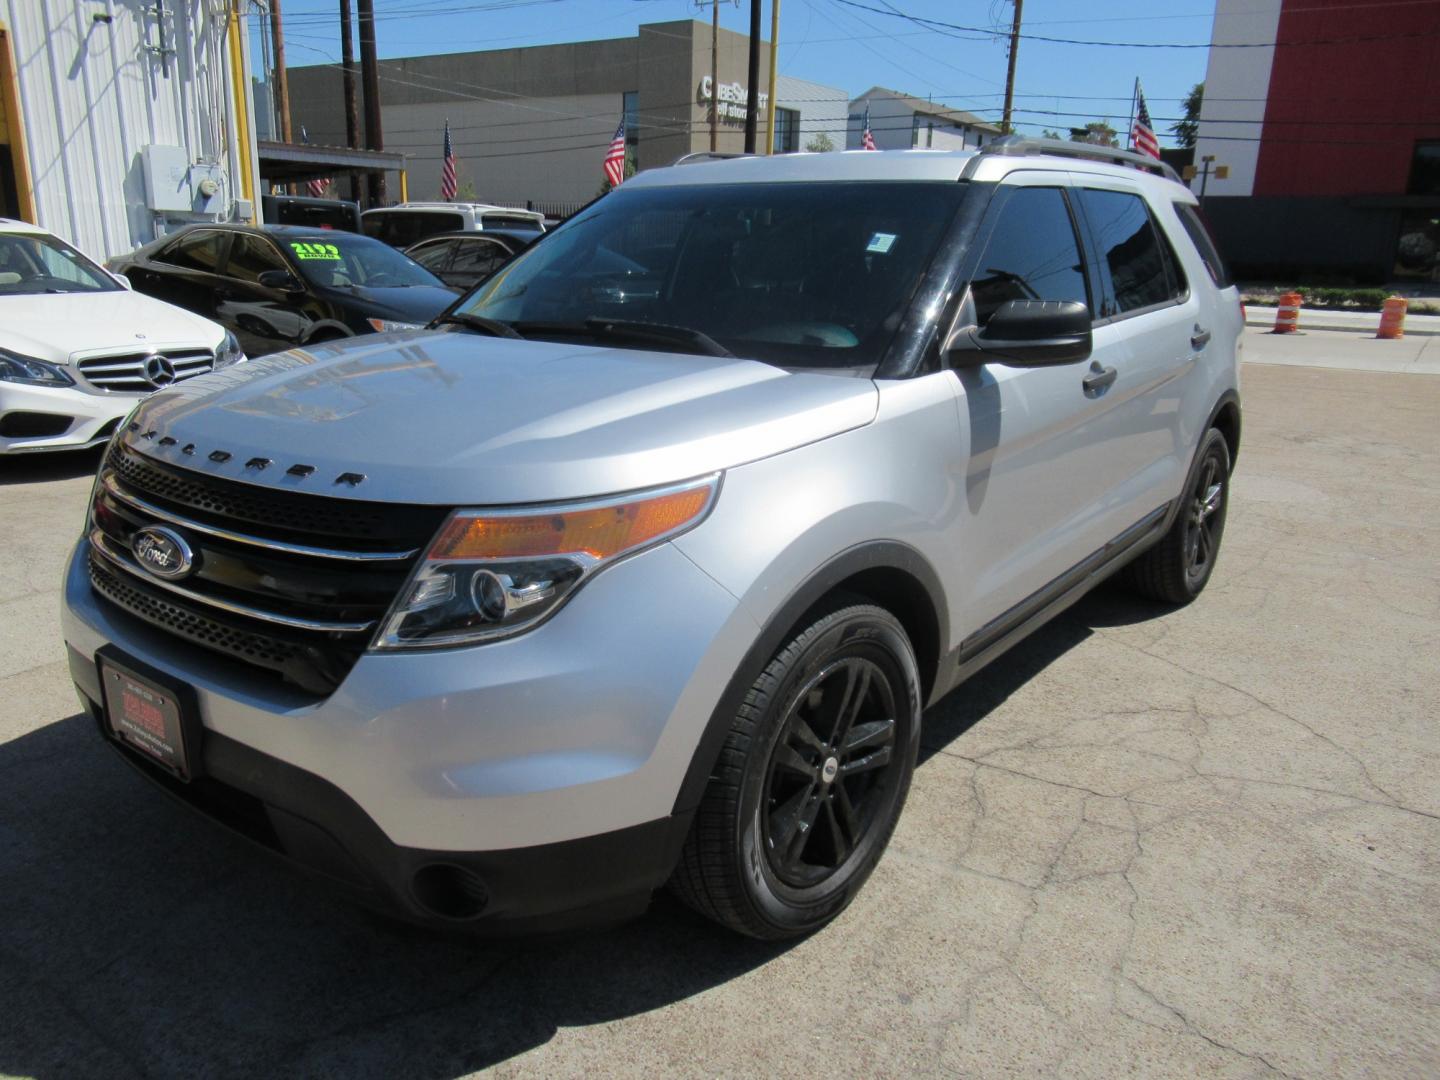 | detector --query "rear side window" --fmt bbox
[968,186,1089,326]
[160,230,228,273]
[225,234,289,282]
[449,238,511,277]
[408,240,454,273]
[1076,189,1175,315]
[1173,203,1233,288]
